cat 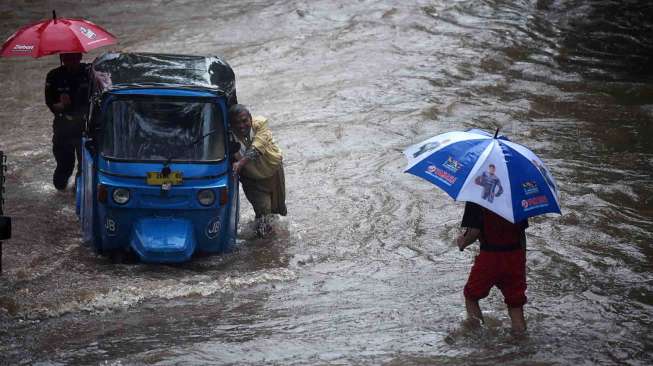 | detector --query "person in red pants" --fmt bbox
[456,202,529,333]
